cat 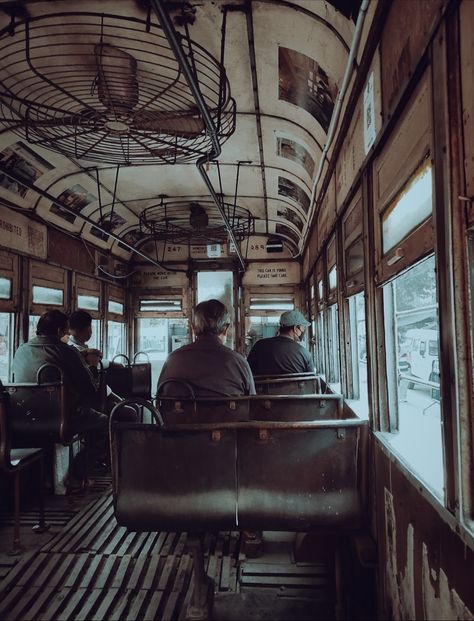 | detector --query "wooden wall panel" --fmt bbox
[381,0,444,119]
[460,0,474,219]
[374,440,474,619]
[48,228,95,274]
